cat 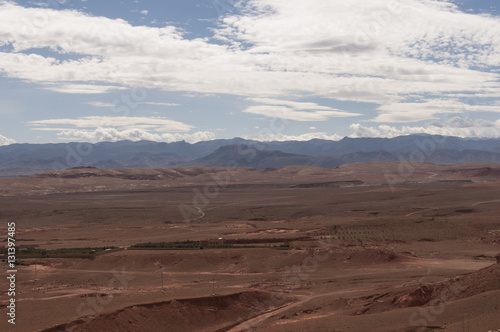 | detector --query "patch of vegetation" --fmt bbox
[131,239,294,250]
[229,237,309,244]
[18,247,115,256]
[132,241,203,249]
